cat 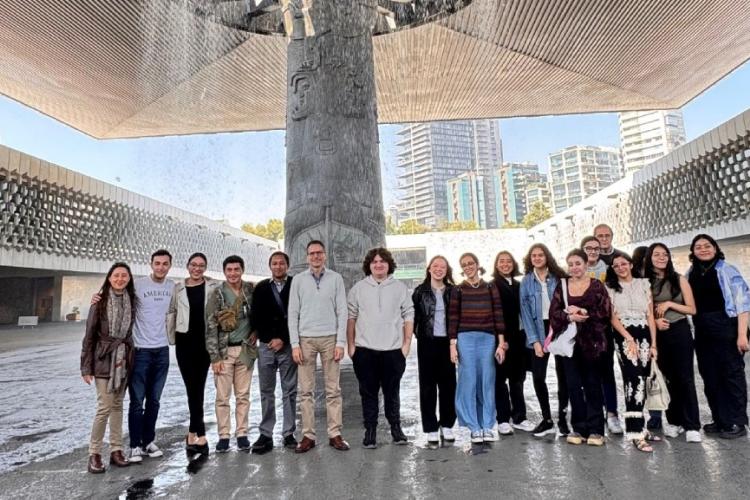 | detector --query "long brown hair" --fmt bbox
[522,243,567,278]
[98,262,136,324]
